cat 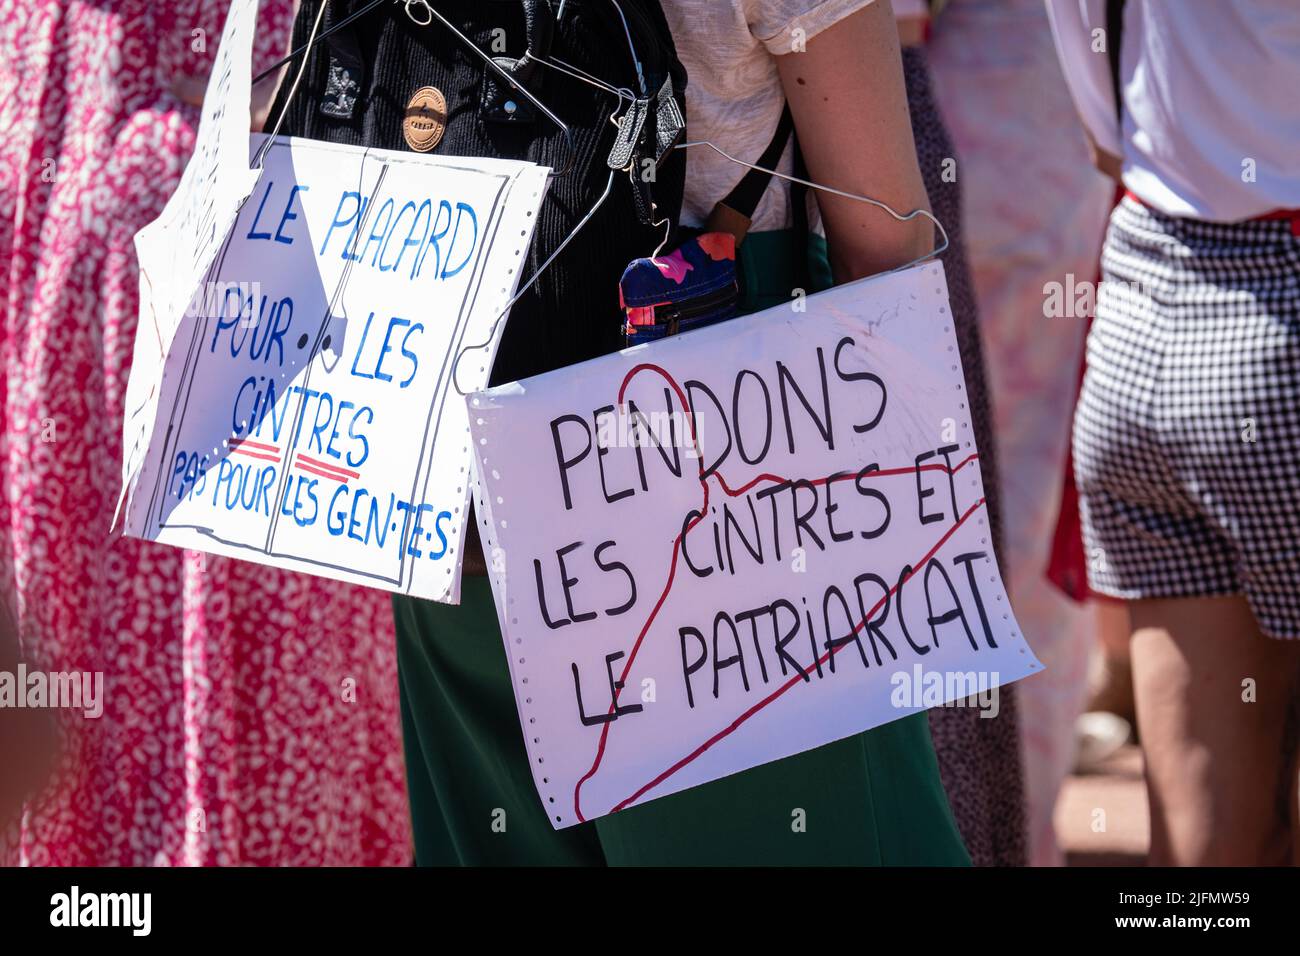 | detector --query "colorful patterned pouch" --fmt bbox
[618,232,738,343]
